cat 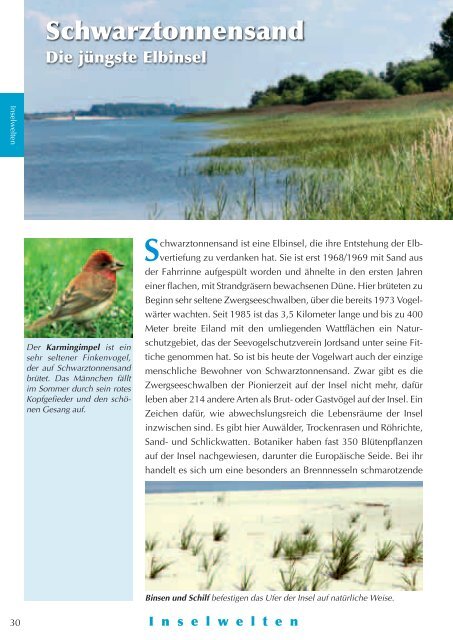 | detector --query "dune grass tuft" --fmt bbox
[279,562,307,591]
[180,520,196,550]
[400,570,419,591]
[300,523,315,536]
[310,558,330,591]
[376,540,395,561]
[204,570,217,590]
[279,558,330,591]
[145,536,159,552]
[148,556,172,580]
[201,549,223,573]
[400,527,423,566]
[191,538,204,557]
[328,530,361,580]
[213,522,229,542]
[272,534,287,558]
[237,566,255,591]
[283,532,319,561]
[363,557,375,586]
